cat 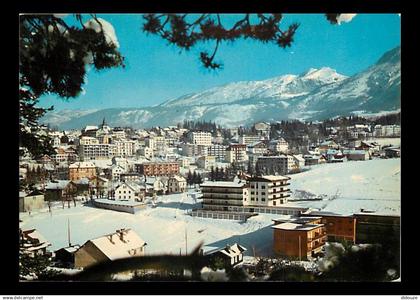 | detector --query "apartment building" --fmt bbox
[256,155,294,175]
[200,180,249,211]
[207,144,227,161]
[79,143,117,160]
[135,162,180,176]
[187,131,212,146]
[114,140,137,157]
[272,217,327,260]
[246,175,291,206]
[69,162,97,181]
[225,144,248,163]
